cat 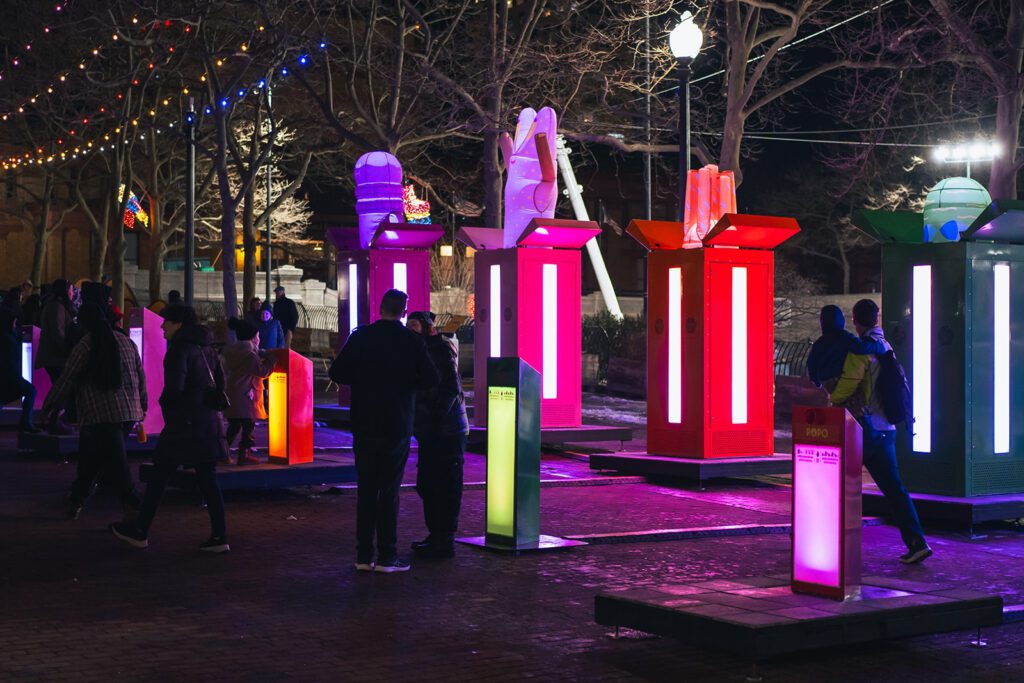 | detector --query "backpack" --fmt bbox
[876,349,912,425]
